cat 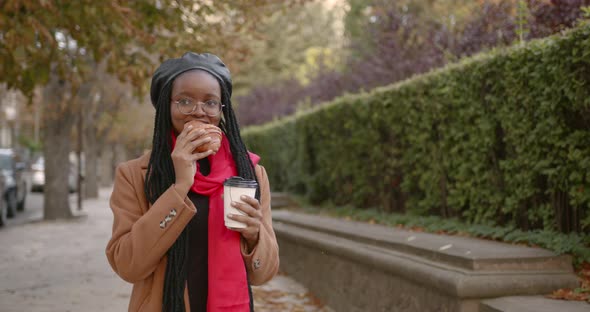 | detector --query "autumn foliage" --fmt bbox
[549,262,590,302]
[236,0,590,126]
